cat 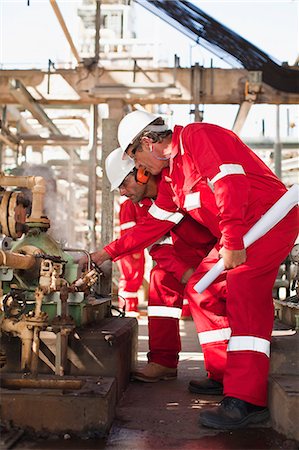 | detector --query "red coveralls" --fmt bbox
[148,215,215,367]
[106,123,298,406]
[118,195,216,367]
[118,198,146,312]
